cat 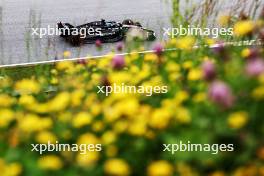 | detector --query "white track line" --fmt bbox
[0,39,262,68]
